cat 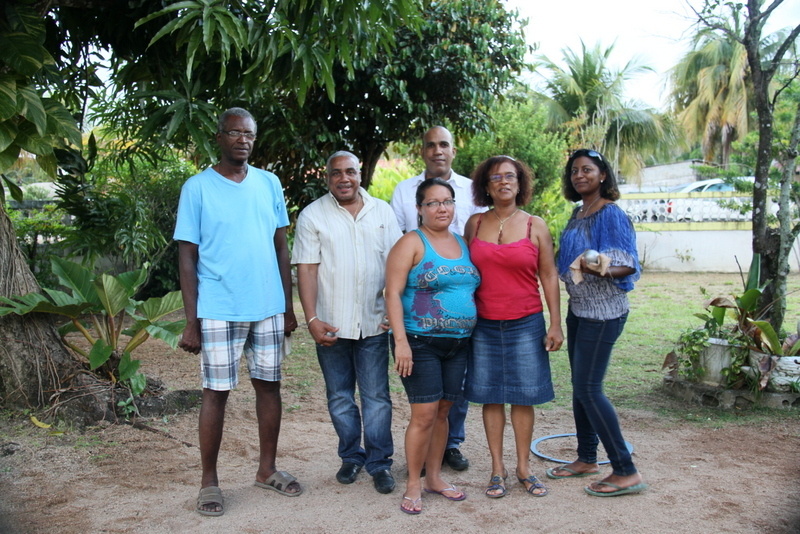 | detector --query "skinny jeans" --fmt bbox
[566,309,637,476]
